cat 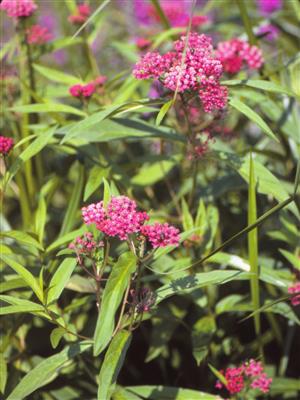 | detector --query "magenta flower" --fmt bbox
[288,282,300,306]
[0,0,37,18]
[69,233,104,264]
[141,222,180,248]
[0,136,14,156]
[216,38,264,74]
[215,359,272,395]
[133,33,228,113]
[68,2,91,25]
[257,0,282,15]
[69,83,95,98]
[26,25,53,45]
[82,196,149,241]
